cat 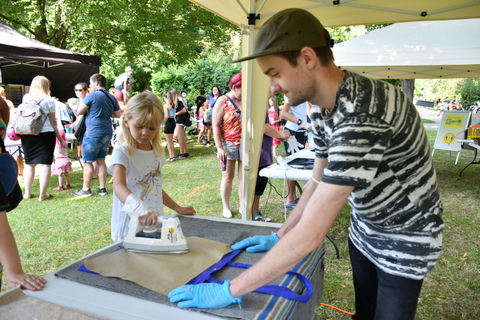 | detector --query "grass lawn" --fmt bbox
[3,128,479,319]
